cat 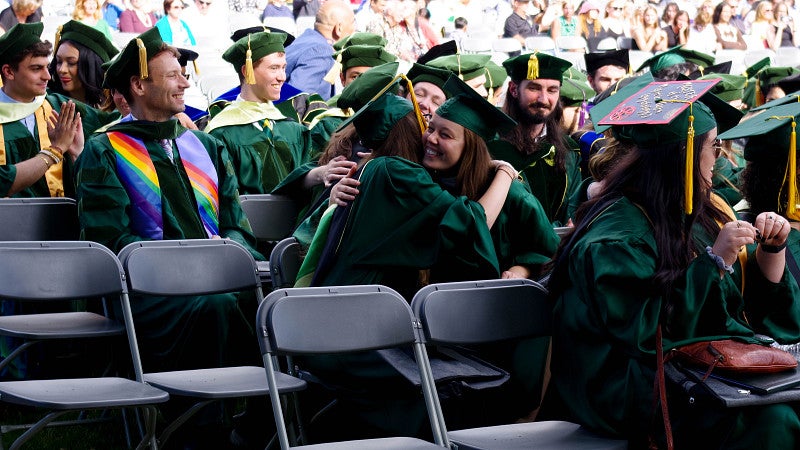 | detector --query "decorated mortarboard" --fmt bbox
[675,74,743,134]
[502,52,572,82]
[177,47,199,74]
[561,67,593,128]
[589,72,655,133]
[416,40,458,65]
[698,73,745,103]
[436,74,517,142]
[718,101,800,220]
[688,61,732,80]
[337,61,399,111]
[335,44,396,71]
[427,54,491,82]
[102,27,164,89]
[0,22,43,66]
[230,26,295,46]
[636,46,715,74]
[223,31,290,85]
[332,32,387,51]
[584,49,629,74]
[406,62,453,93]
[597,79,721,213]
[54,20,118,63]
